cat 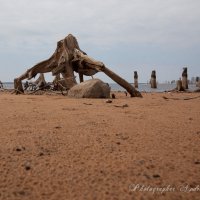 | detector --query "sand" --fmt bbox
[0,91,200,200]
